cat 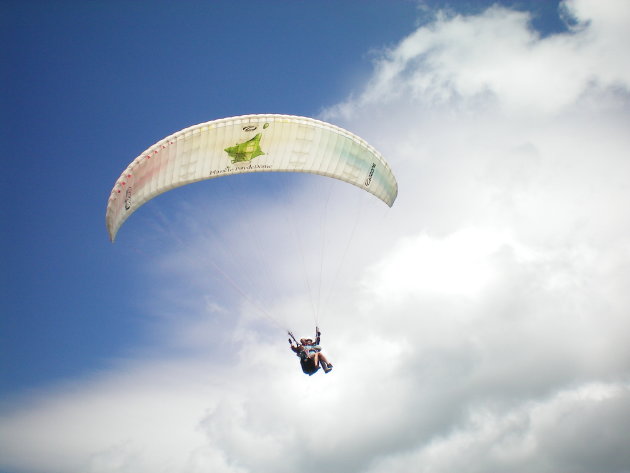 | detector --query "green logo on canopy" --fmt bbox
[225,133,265,163]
